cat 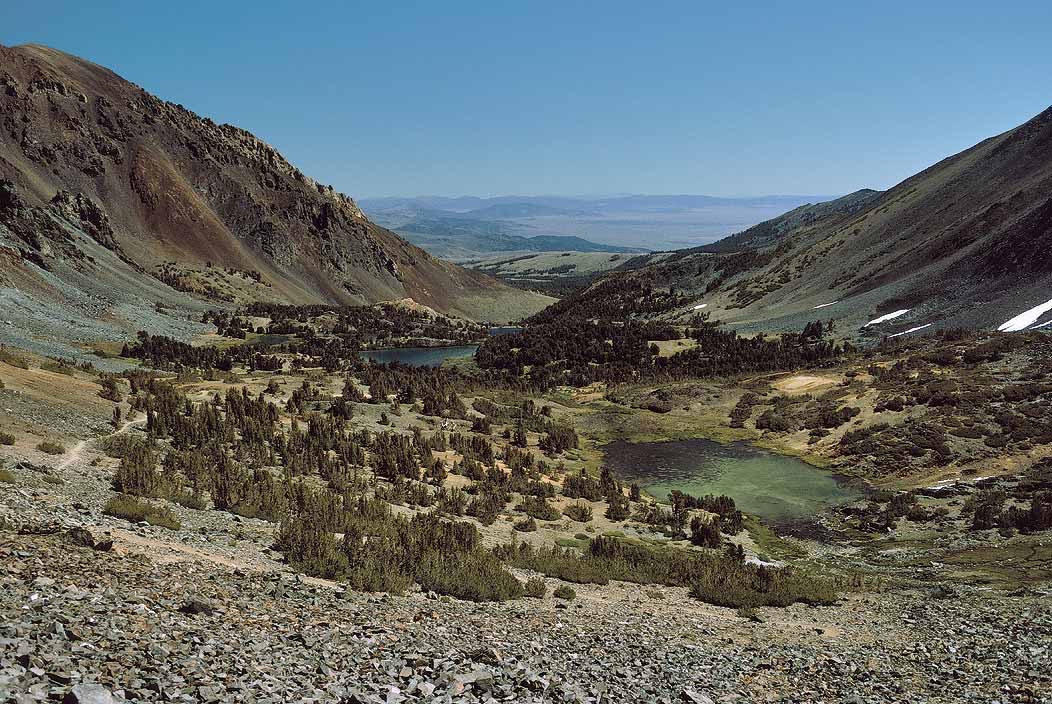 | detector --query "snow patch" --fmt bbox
[998,297,1052,331]
[693,304,707,310]
[889,323,932,338]
[864,309,910,327]
[812,301,838,309]
[1031,319,1052,330]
